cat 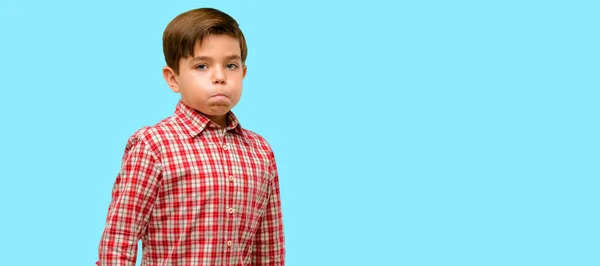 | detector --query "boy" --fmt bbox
[96,8,285,266]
